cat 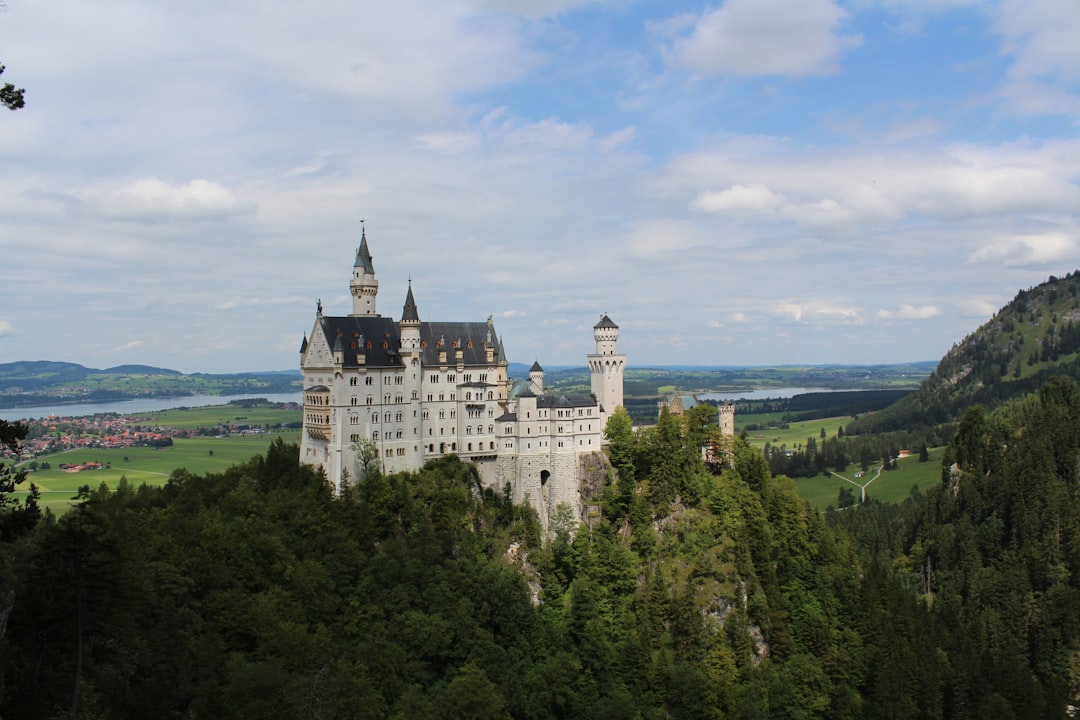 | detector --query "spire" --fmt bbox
[402,281,420,323]
[530,360,543,373]
[354,227,375,274]
[300,334,308,354]
[498,335,507,363]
